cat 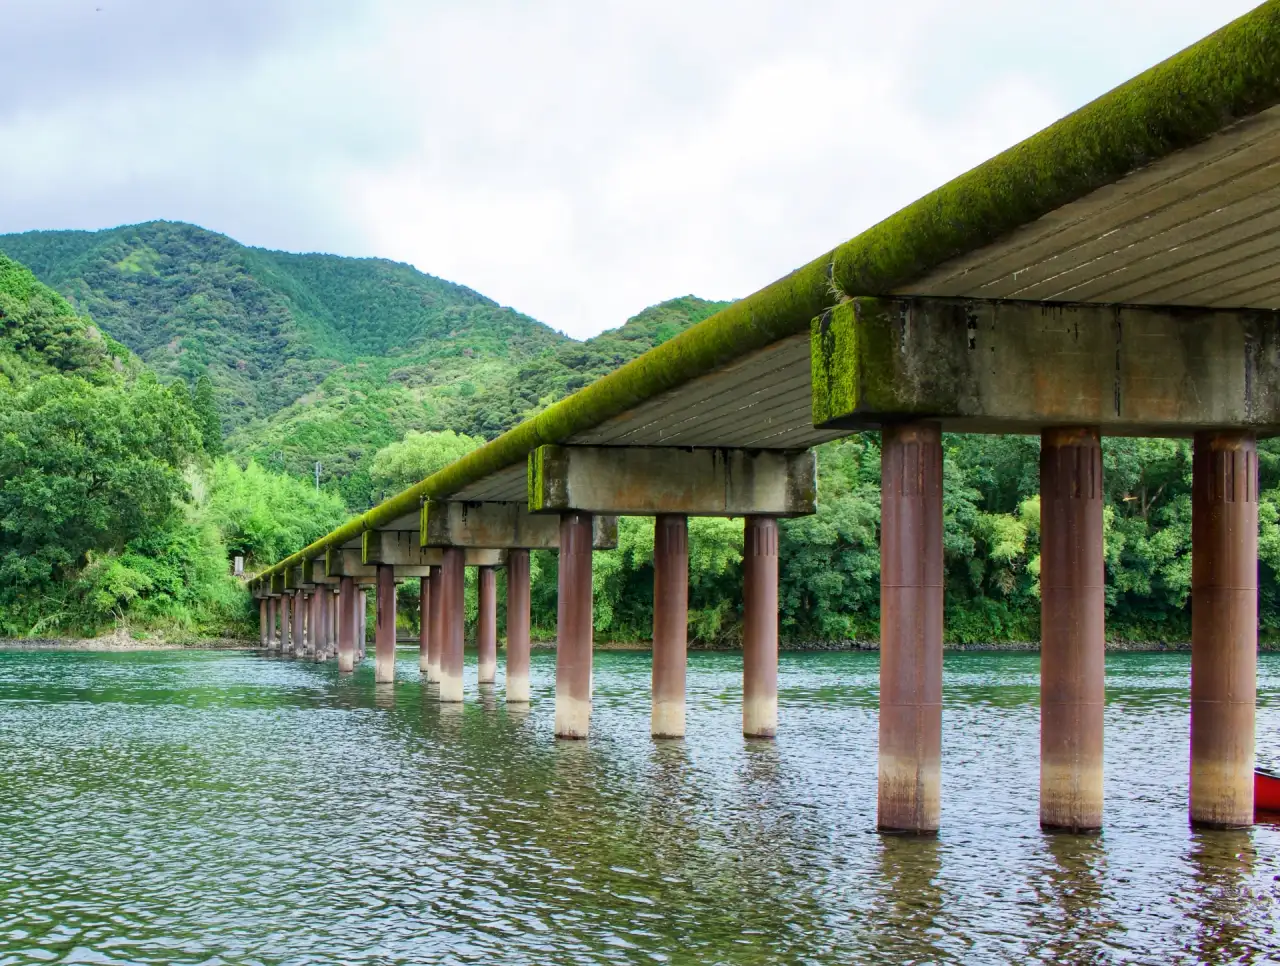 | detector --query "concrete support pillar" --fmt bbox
[652,514,689,738]
[878,421,943,834]
[506,549,532,703]
[427,565,443,684]
[477,566,498,684]
[556,512,594,739]
[743,516,779,738]
[288,593,299,652]
[440,548,466,702]
[338,576,356,673]
[267,597,278,650]
[375,564,396,684]
[317,588,331,661]
[1040,427,1106,833]
[358,590,368,661]
[1191,431,1258,828]
[418,576,430,674]
[280,594,293,655]
[329,589,338,655]
[259,598,268,648]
